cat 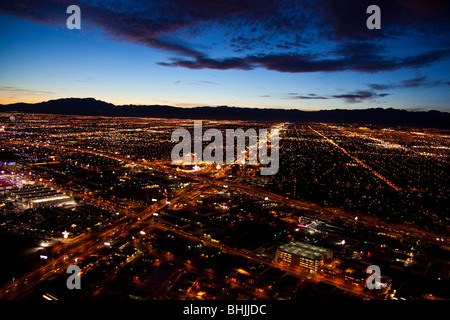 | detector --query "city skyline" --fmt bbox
[1,0,450,111]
